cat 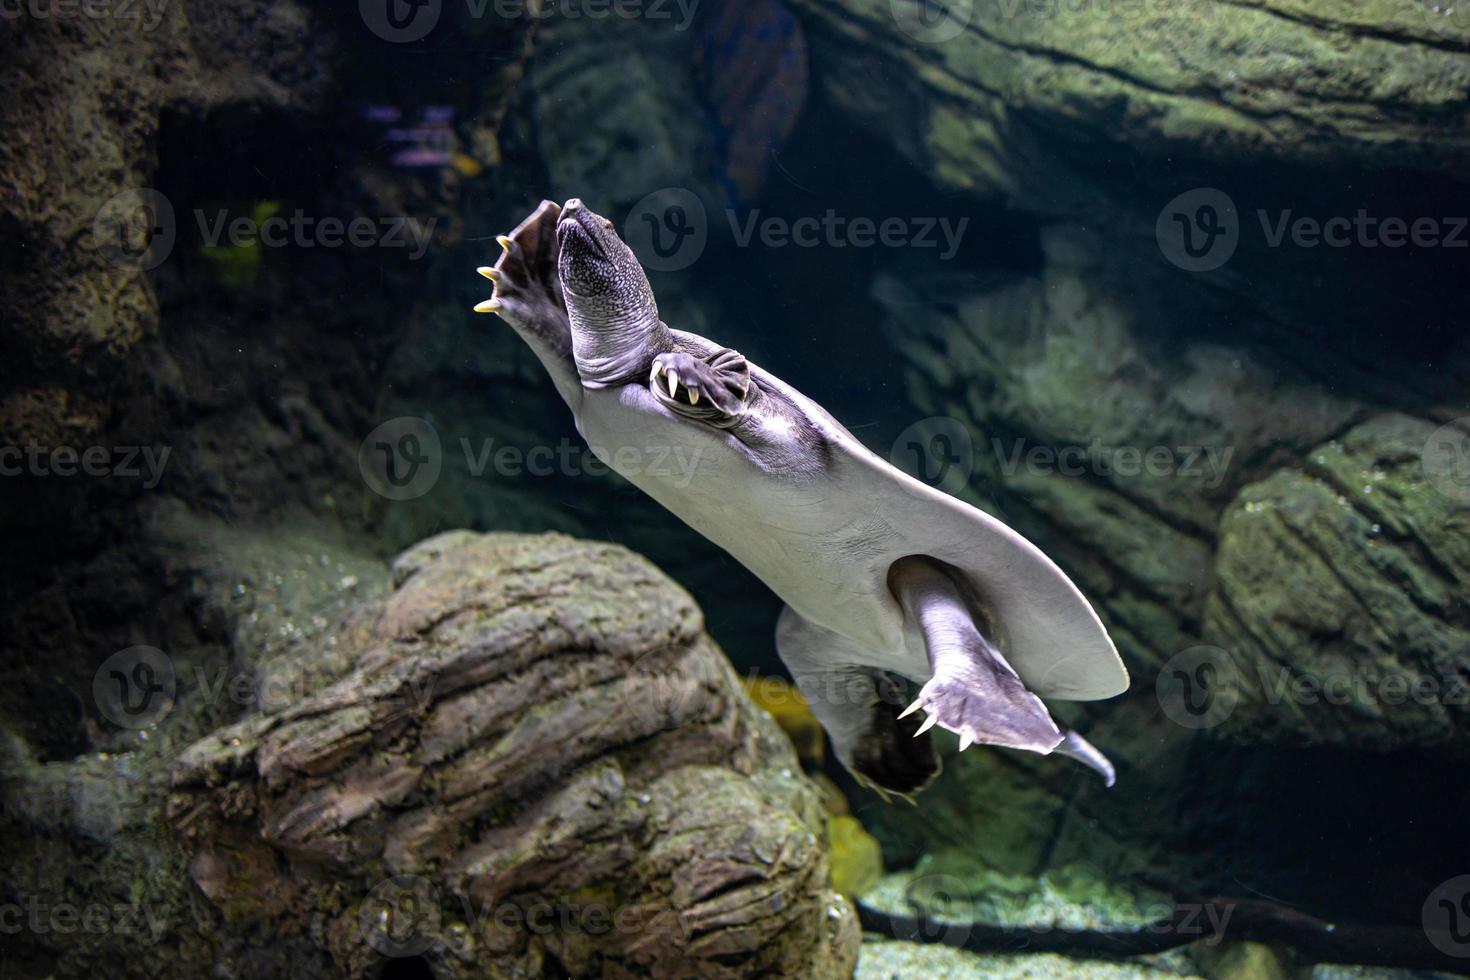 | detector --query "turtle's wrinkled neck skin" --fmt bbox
[556,199,672,388]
